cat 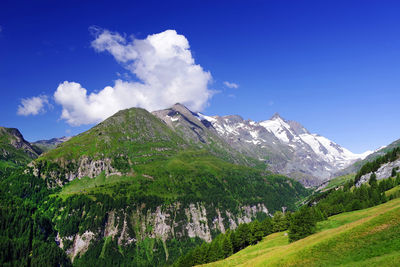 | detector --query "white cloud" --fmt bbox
[223,81,239,89]
[54,29,213,126]
[17,95,49,116]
